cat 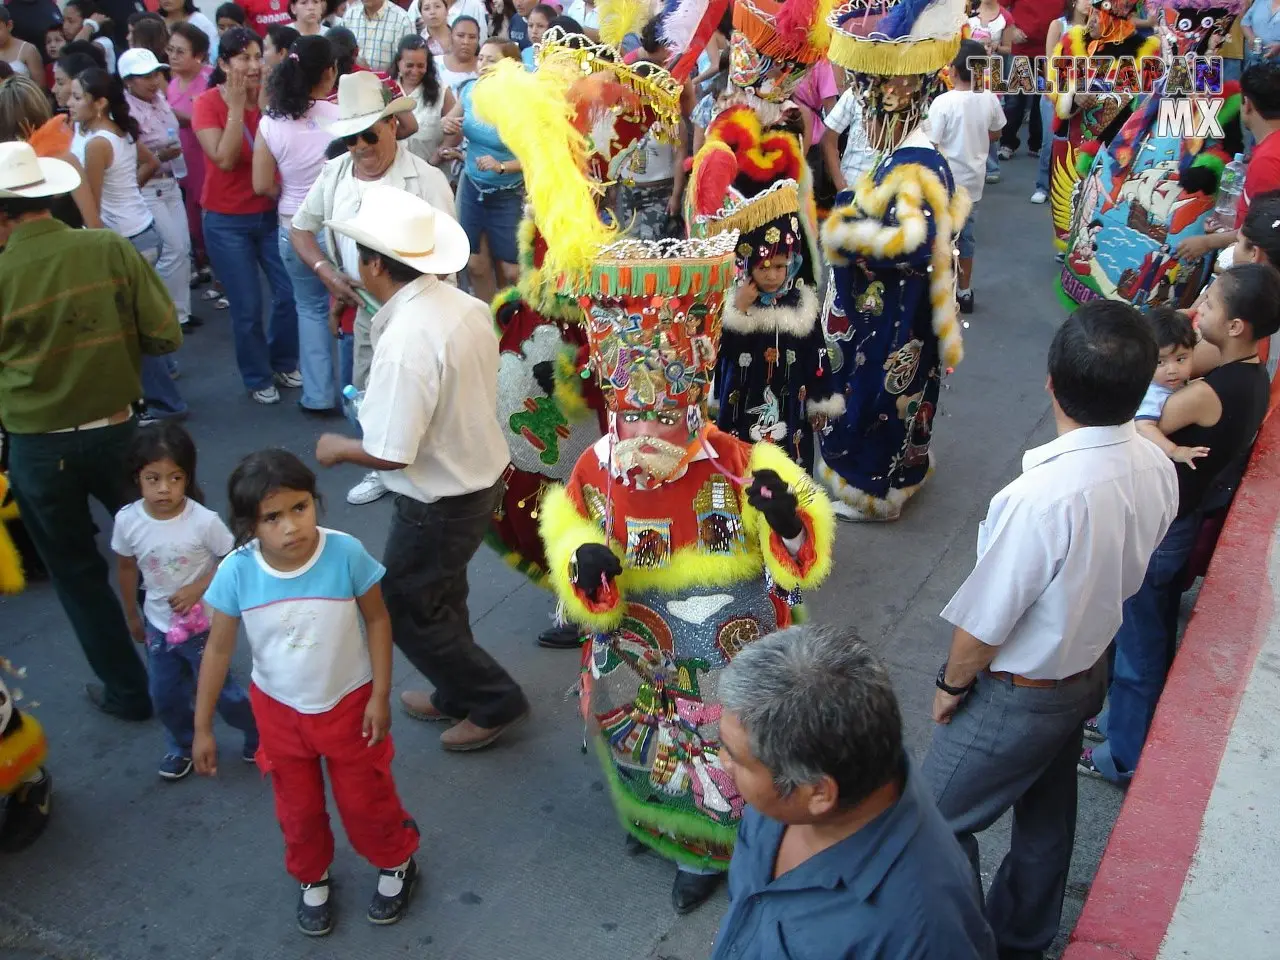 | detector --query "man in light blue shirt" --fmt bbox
[712,625,996,960]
